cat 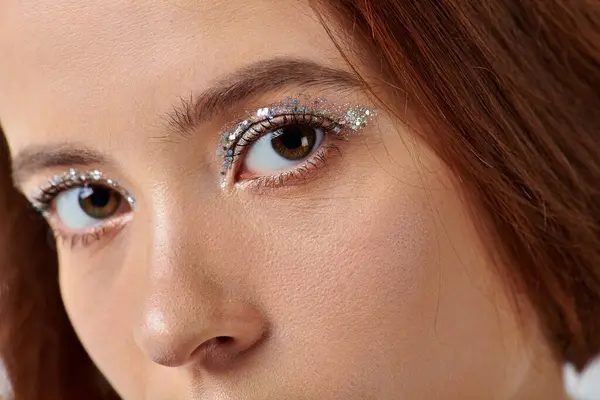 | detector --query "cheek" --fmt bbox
[237,170,435,339]
[58,243,145,398]
[218,182,434,393]
[229,142,526,395]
